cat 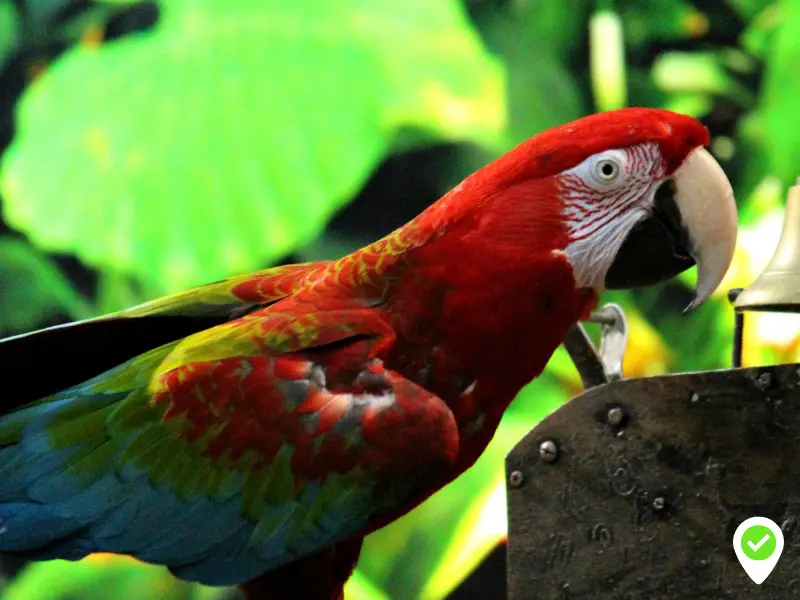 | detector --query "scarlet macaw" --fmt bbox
[0,108,737,599]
